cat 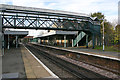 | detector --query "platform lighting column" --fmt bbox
[72,39,73,47]
[48,37,49,45]
[7,34,9,49]
[102,20,105,51]
[64,35,66,47]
